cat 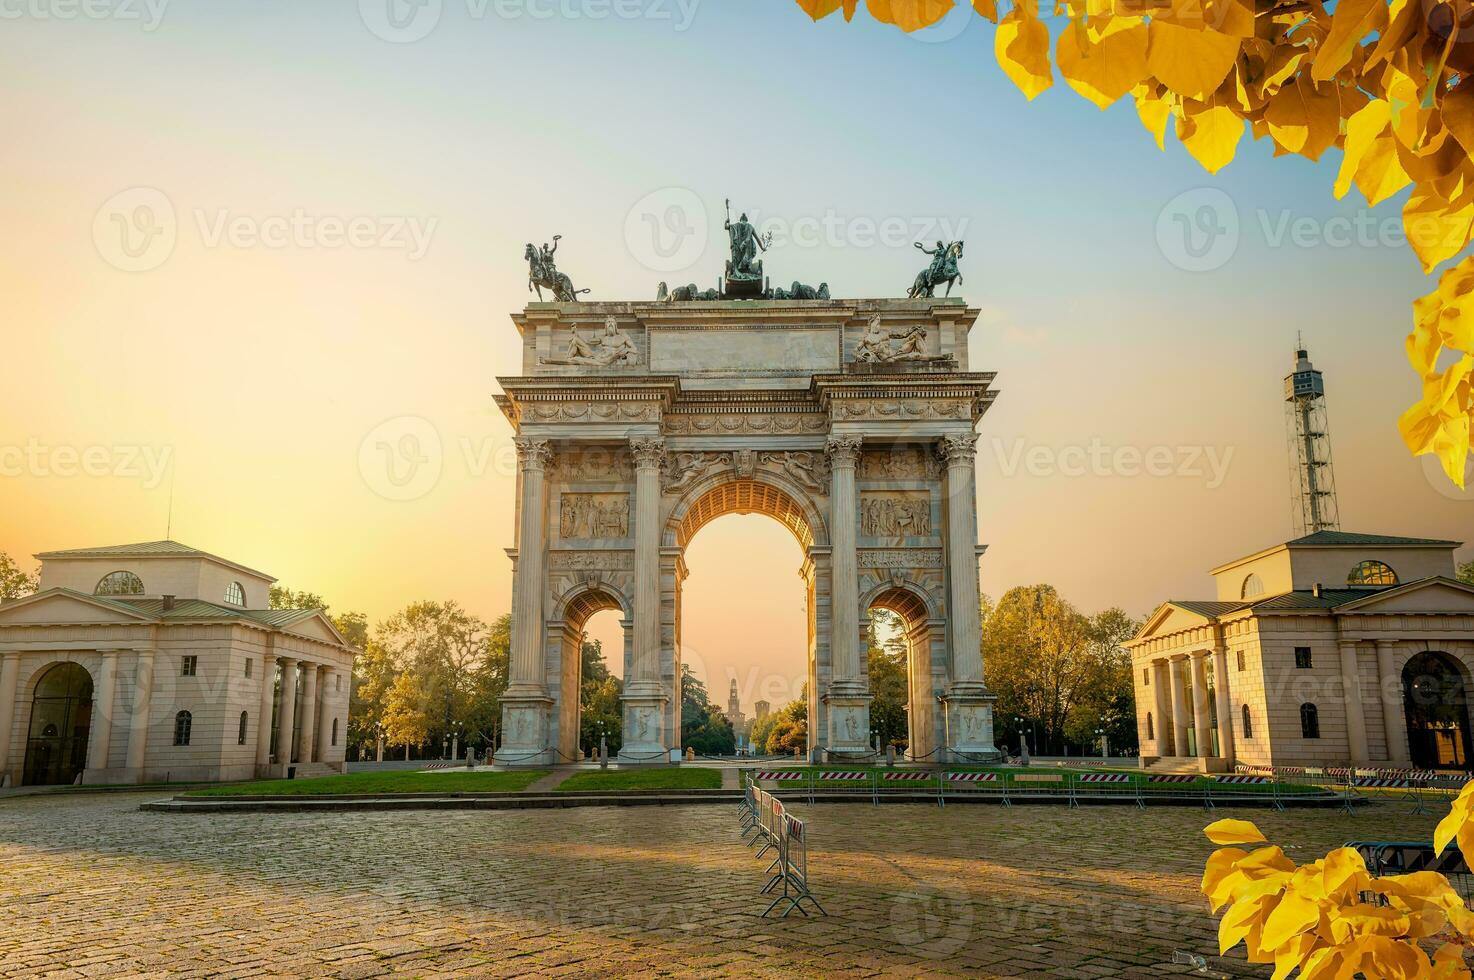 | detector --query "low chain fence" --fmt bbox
[737,780,826,918]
